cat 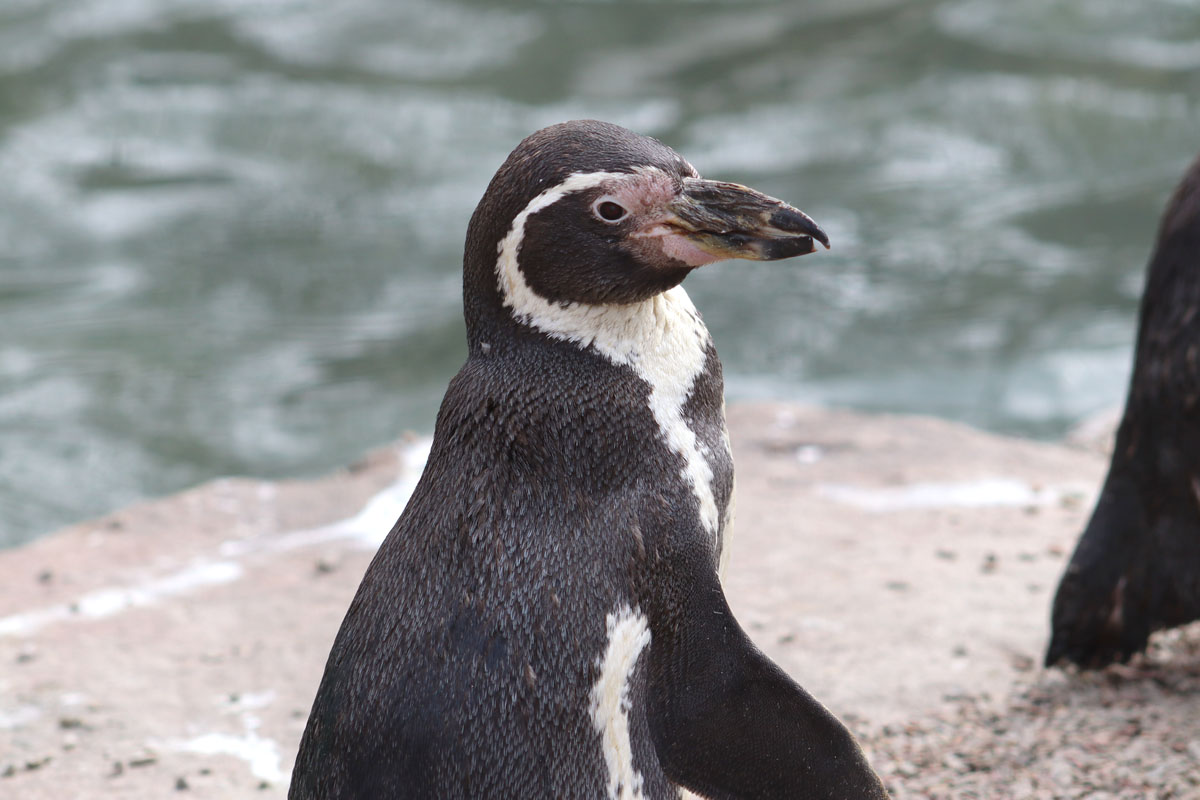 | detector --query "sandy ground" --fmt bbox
[2,403,1198,798]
